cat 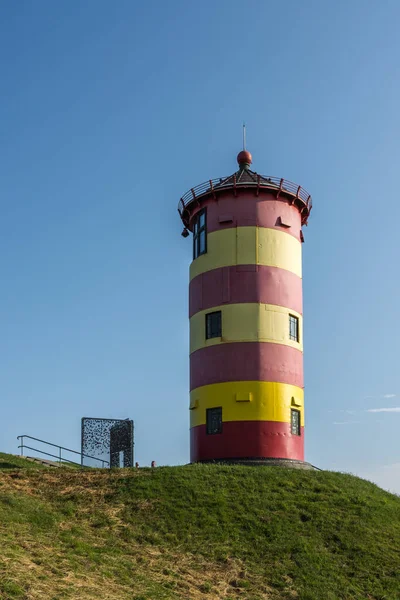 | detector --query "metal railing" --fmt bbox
[178,174,312,220]
[17,435,110,468]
